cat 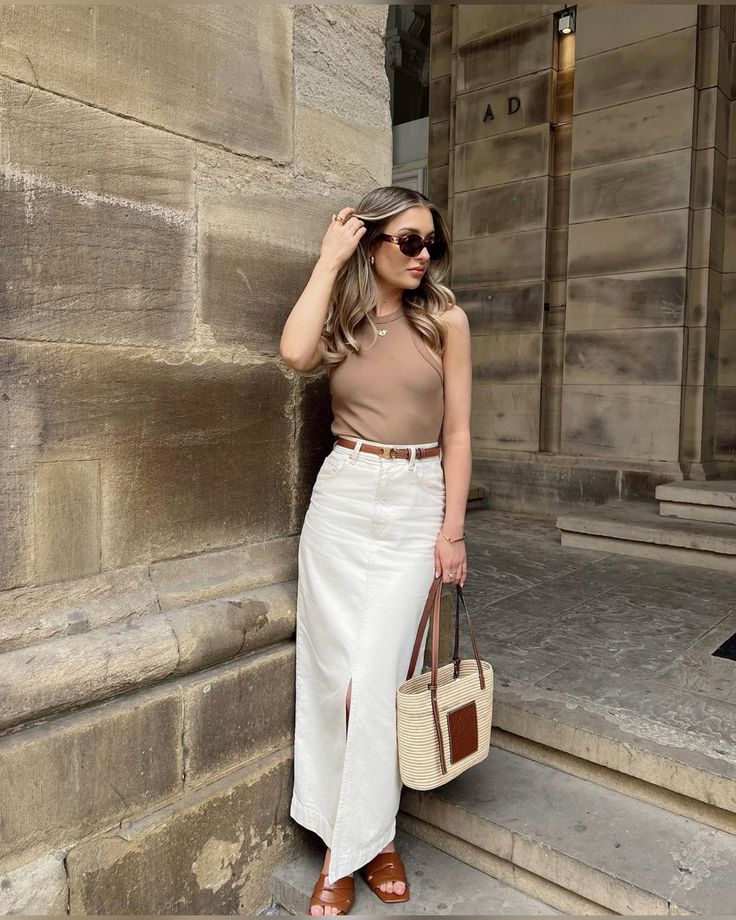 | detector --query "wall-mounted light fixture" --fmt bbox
[556,5,576,34]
